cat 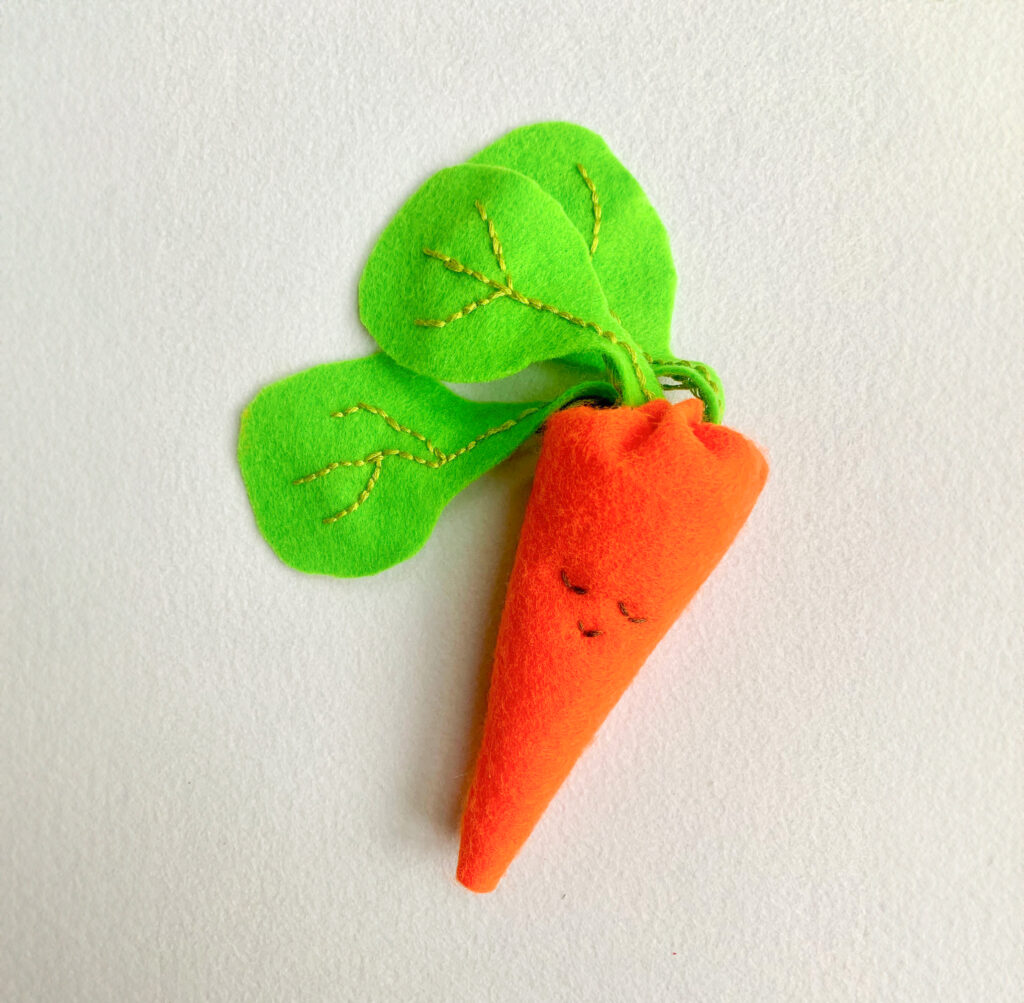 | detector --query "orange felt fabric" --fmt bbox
[456,398,768,892]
